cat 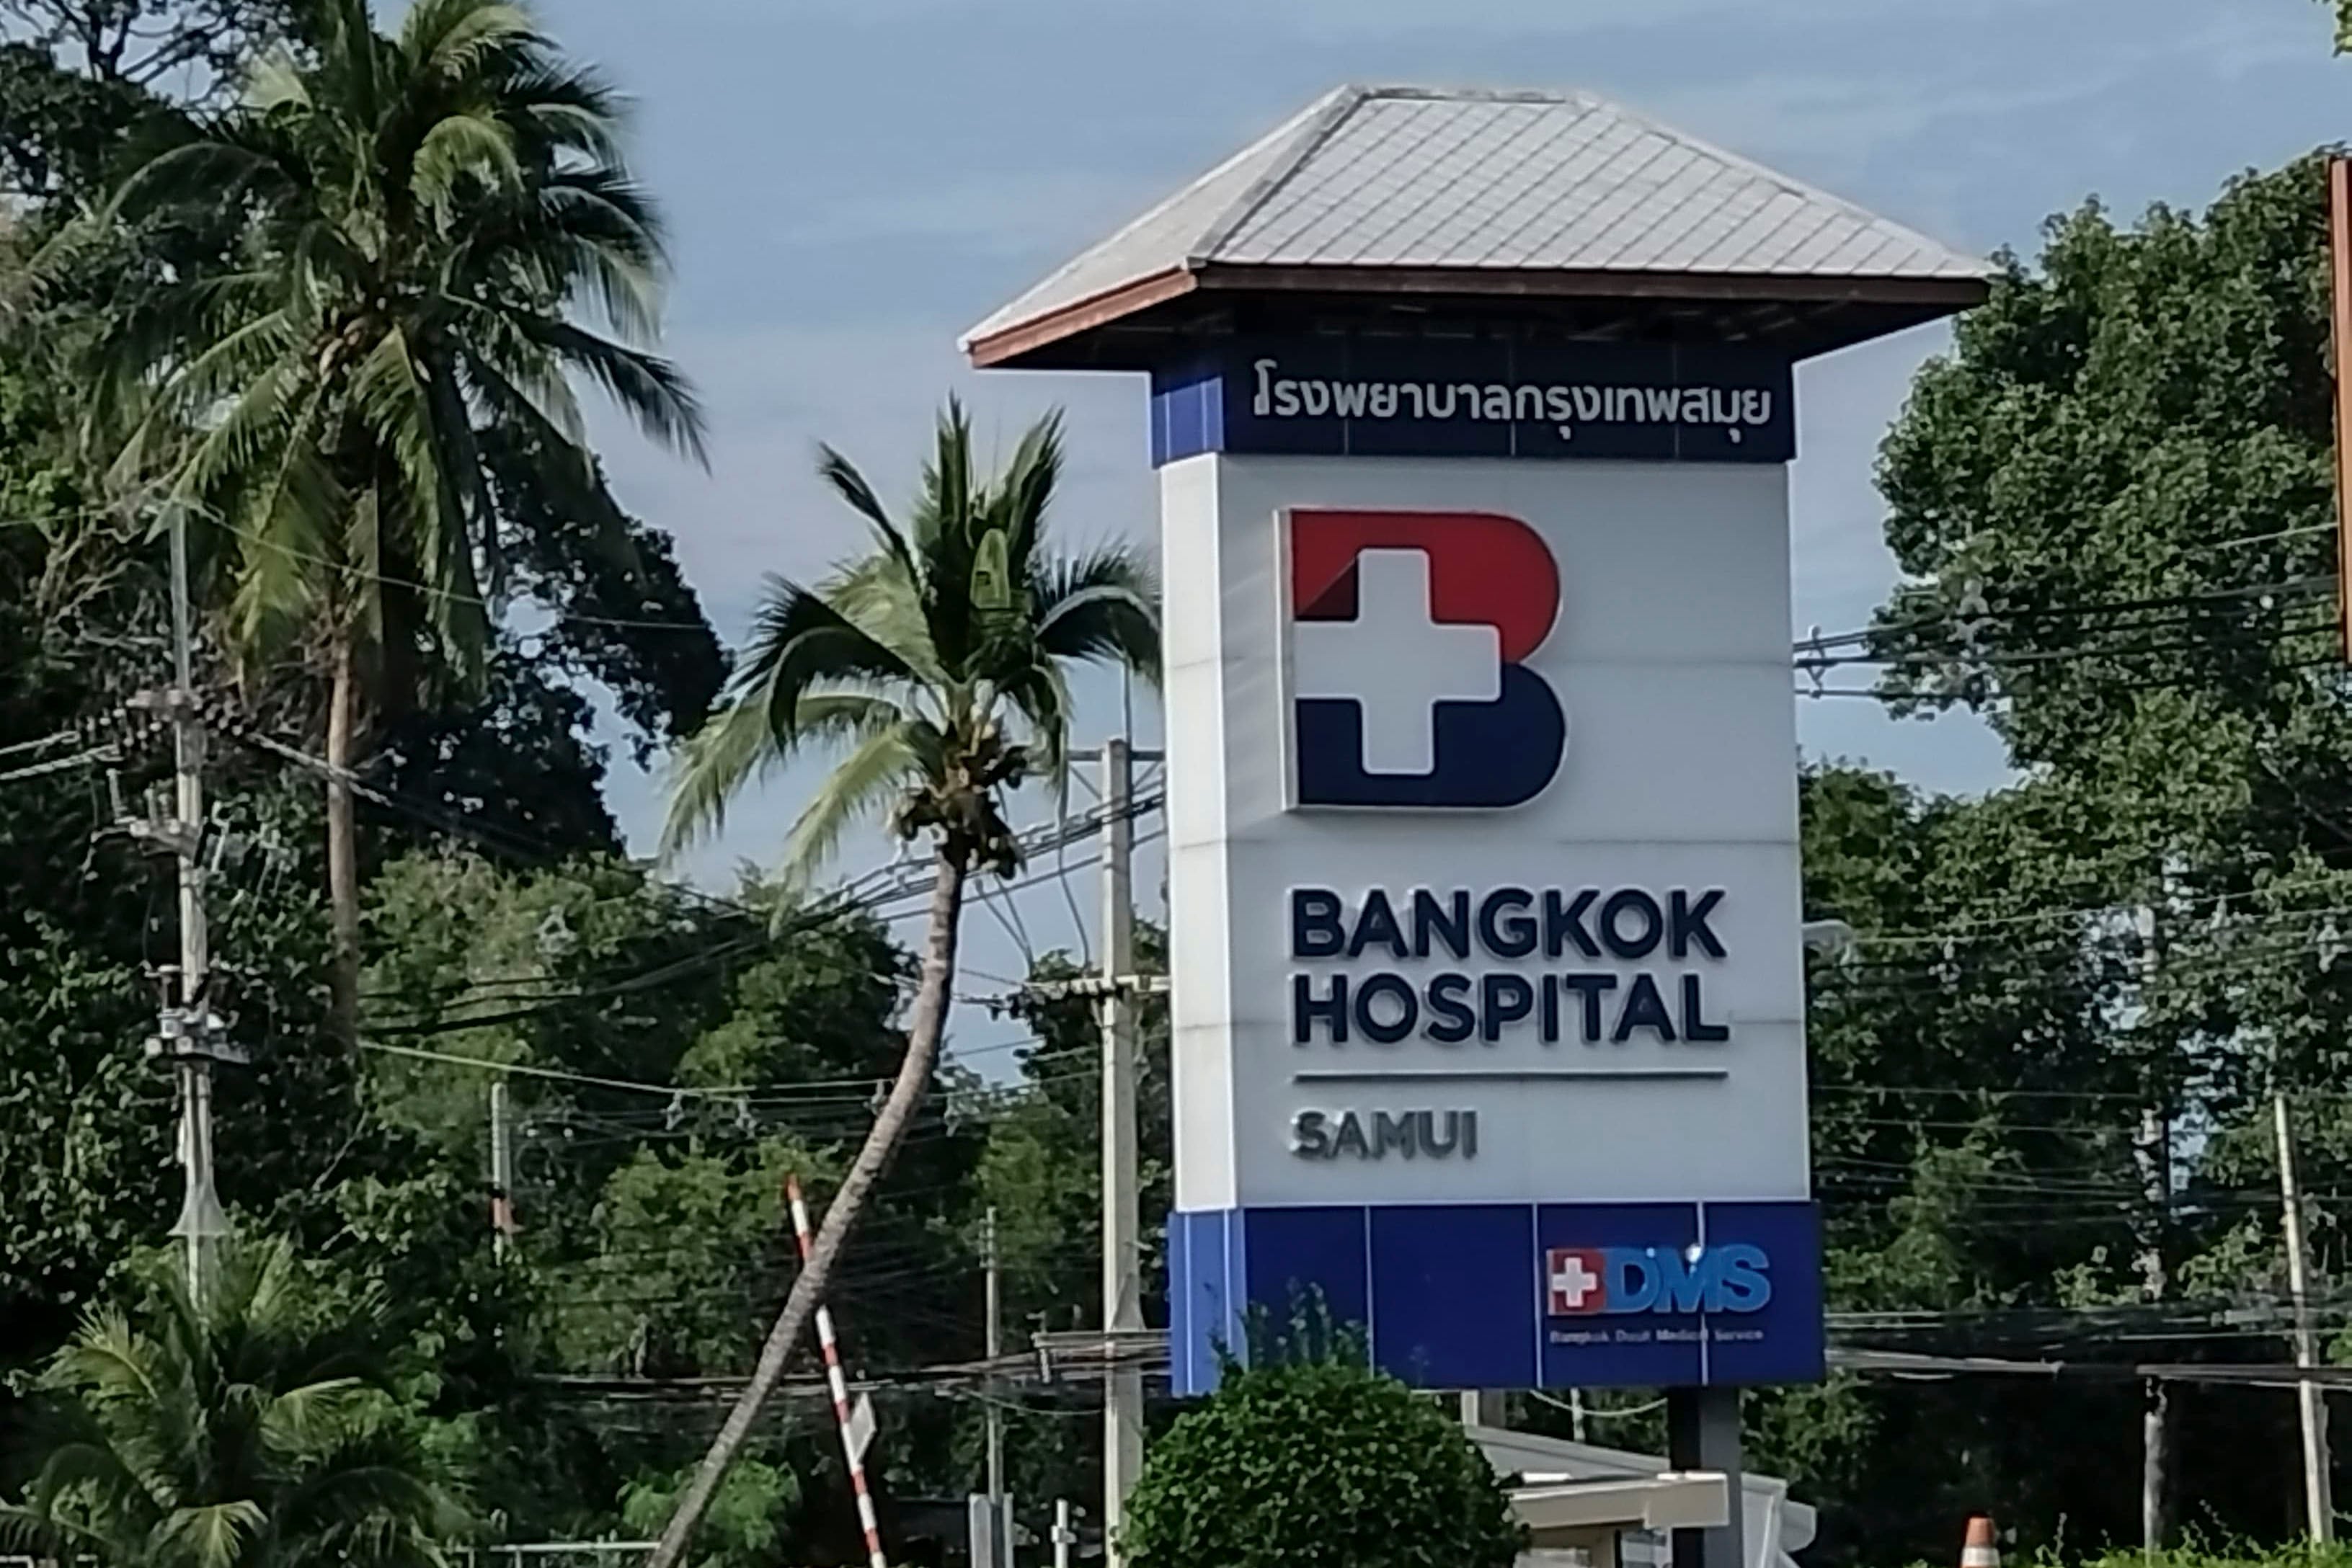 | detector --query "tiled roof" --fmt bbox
[964,84,1990,356]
